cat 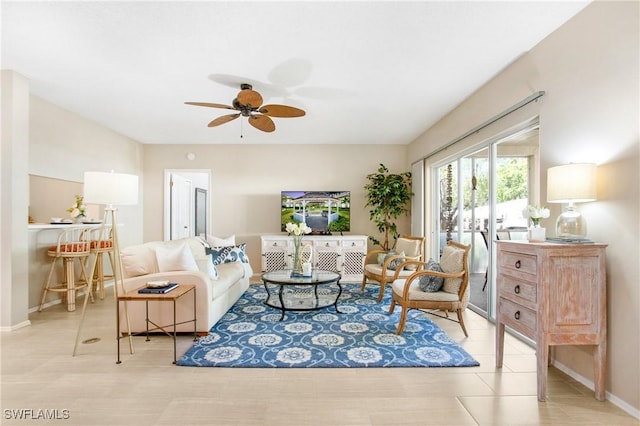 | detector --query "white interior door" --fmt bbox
[170,173,192,240]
